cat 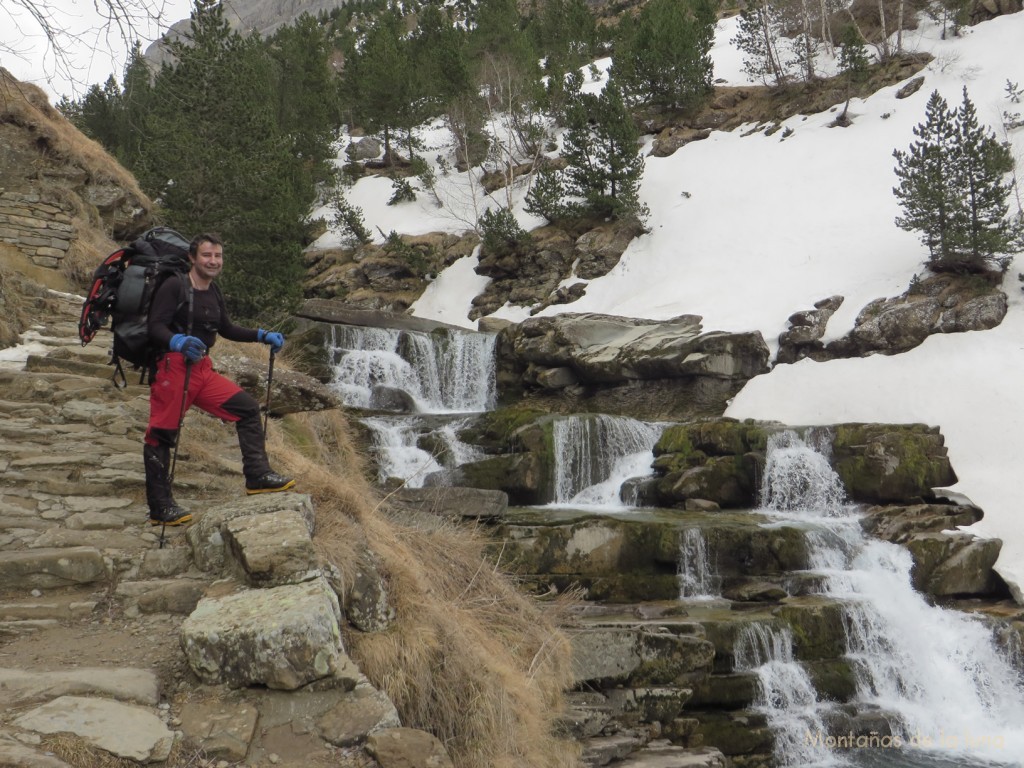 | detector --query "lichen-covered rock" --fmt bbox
[180,577,346,690]
[187,494,315,572]
[223,509,320,587]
